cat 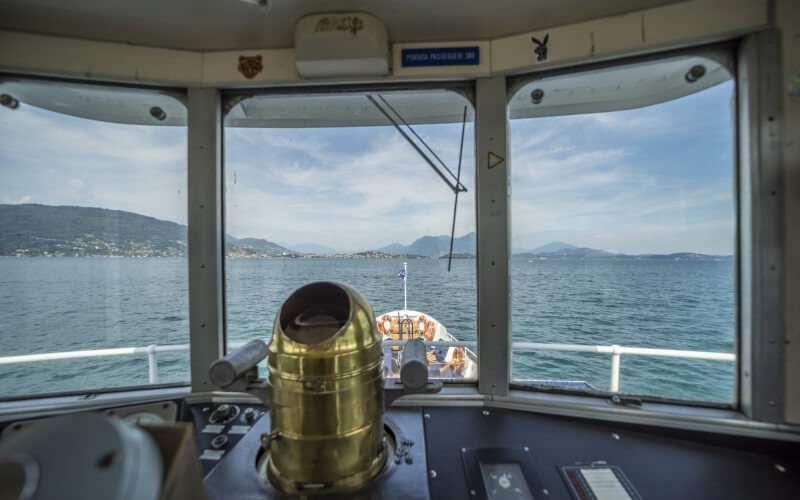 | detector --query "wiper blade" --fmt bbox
[366,94,467,194]
[447,106,468,272]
